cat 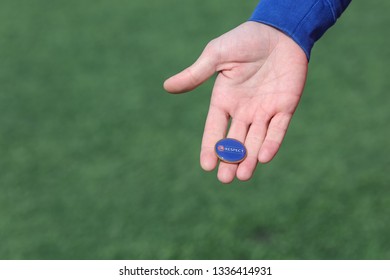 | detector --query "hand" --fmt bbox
[164,22,308,183]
